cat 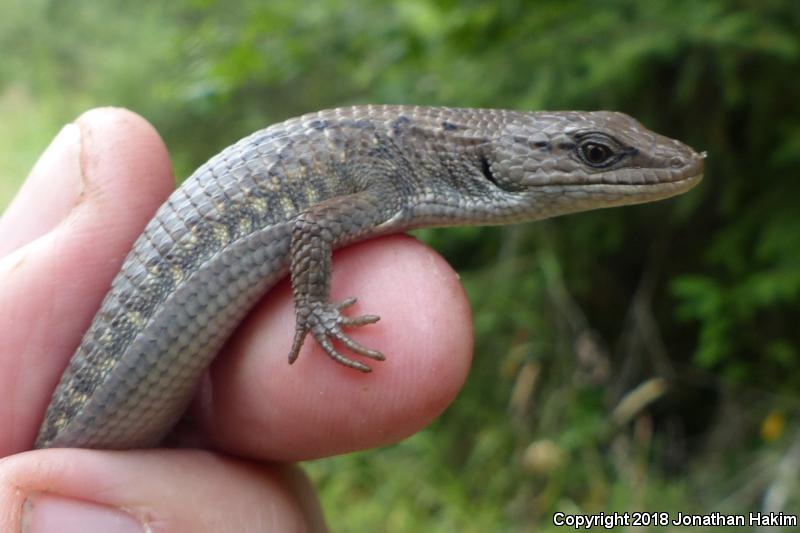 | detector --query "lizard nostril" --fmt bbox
[670,156,684,168]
